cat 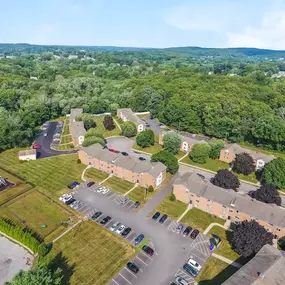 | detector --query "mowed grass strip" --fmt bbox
[51,221,134,285]
[84,168,109,183]
[127,186,146,202]
[92,116,120,138]
[0,149,85,196]
[62,120,71,136]
[181,208,225,232]
[6,190,71,239]
[102,176,134,195]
